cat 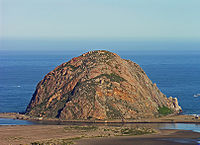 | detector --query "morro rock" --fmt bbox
[26,50,181,120]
